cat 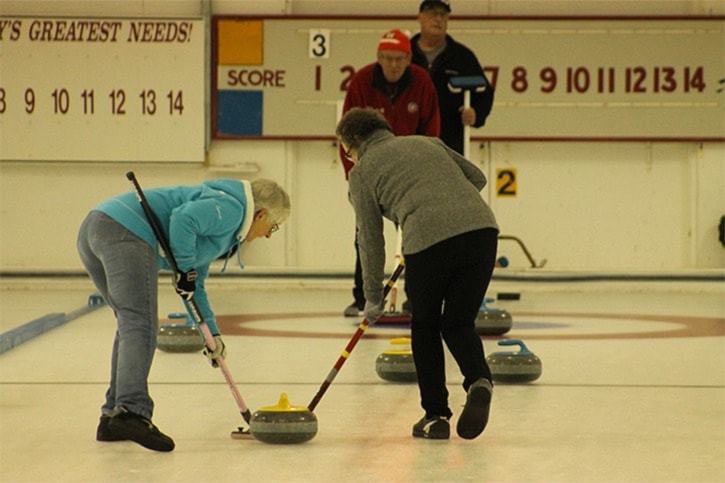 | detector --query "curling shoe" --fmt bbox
[96,414,126,442]
[412,415,450,440]
[343,301,364,317]
[456,378,493,440]
[401,300,412,317]
[107,407,175,452]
